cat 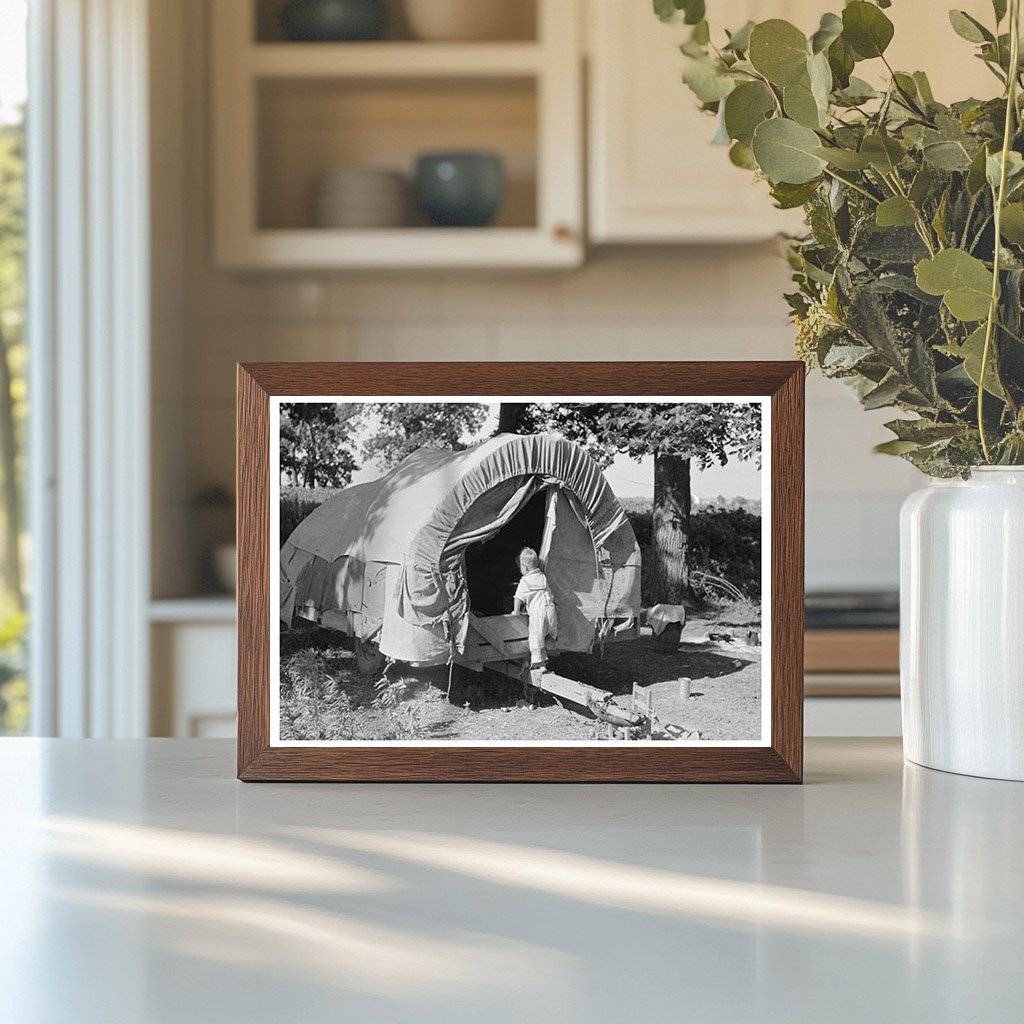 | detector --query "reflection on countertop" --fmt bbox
[1,738,1023,1022]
